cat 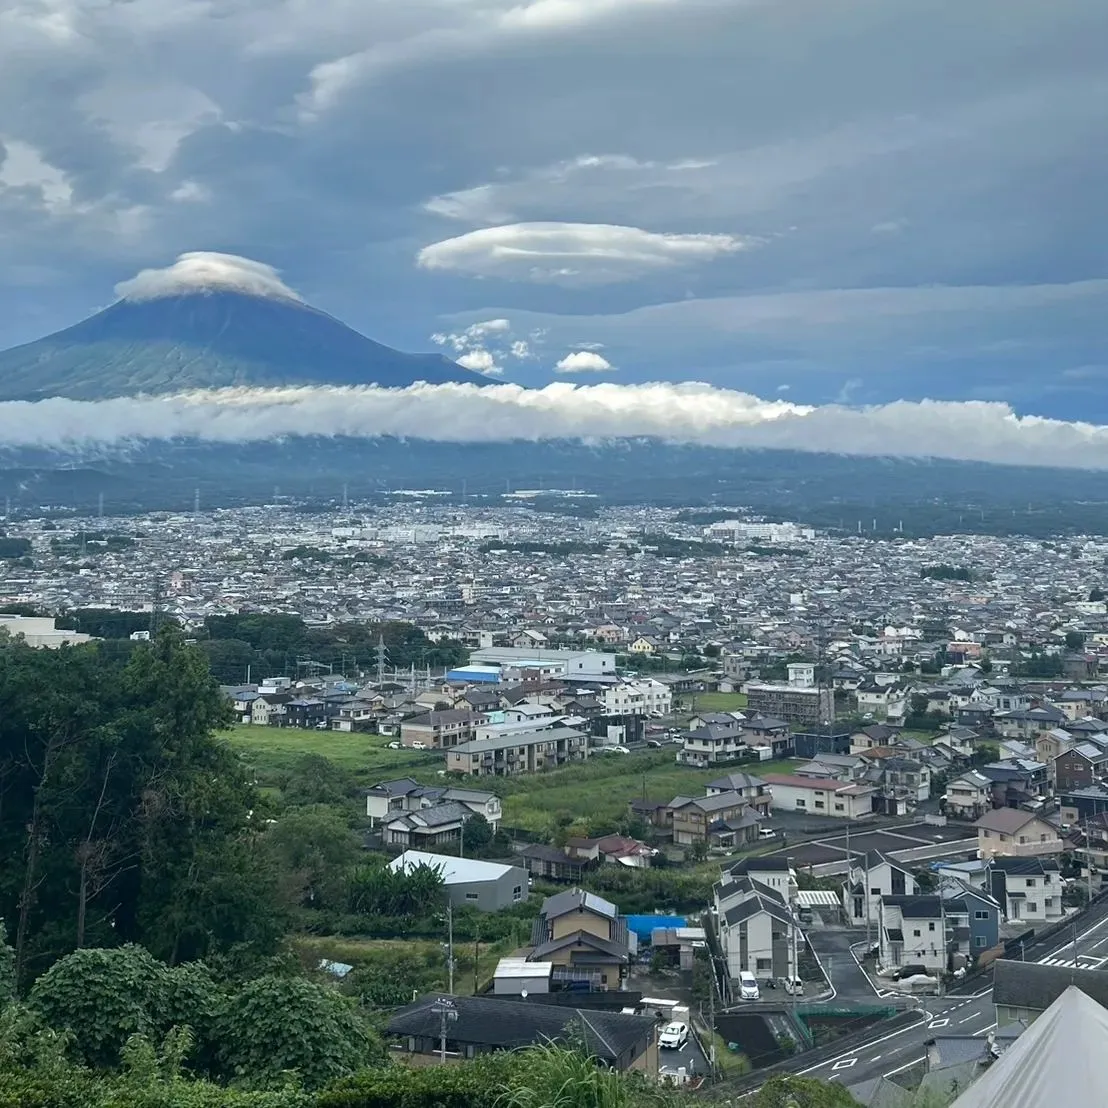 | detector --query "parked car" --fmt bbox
[781,976,804,995]
[646,739,663,748]
[658,1021,689,1049]
[410,740,427,750]
[757,828,777,840]
[386,741,401,749]
[739,971,761,1001]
